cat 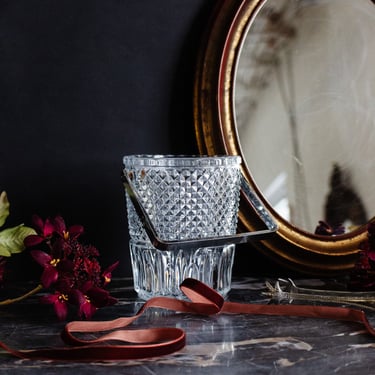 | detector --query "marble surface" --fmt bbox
[1,277,375,374]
